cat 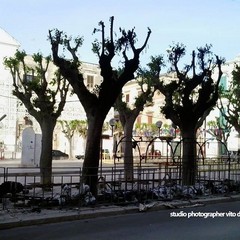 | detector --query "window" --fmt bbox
[137,116,141,124]
[147,115,153,124]
[220,75,227,91]
[219,108,227,127]
[87,75,94,88]
[23,70,35,83]
[125,94,130,103]
[23,74,34,82]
